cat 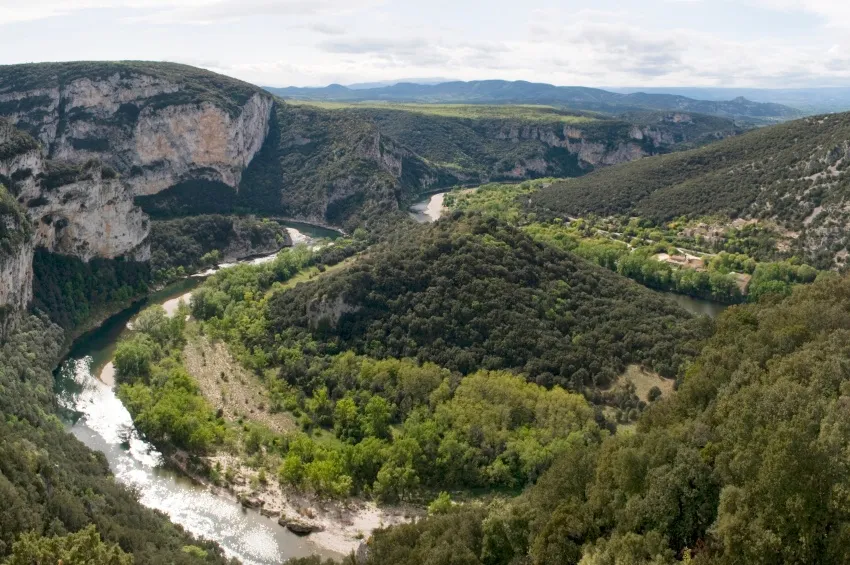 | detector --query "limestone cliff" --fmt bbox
[0,183,32,337]
[0,62,273,260]
[0,63,275,331]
